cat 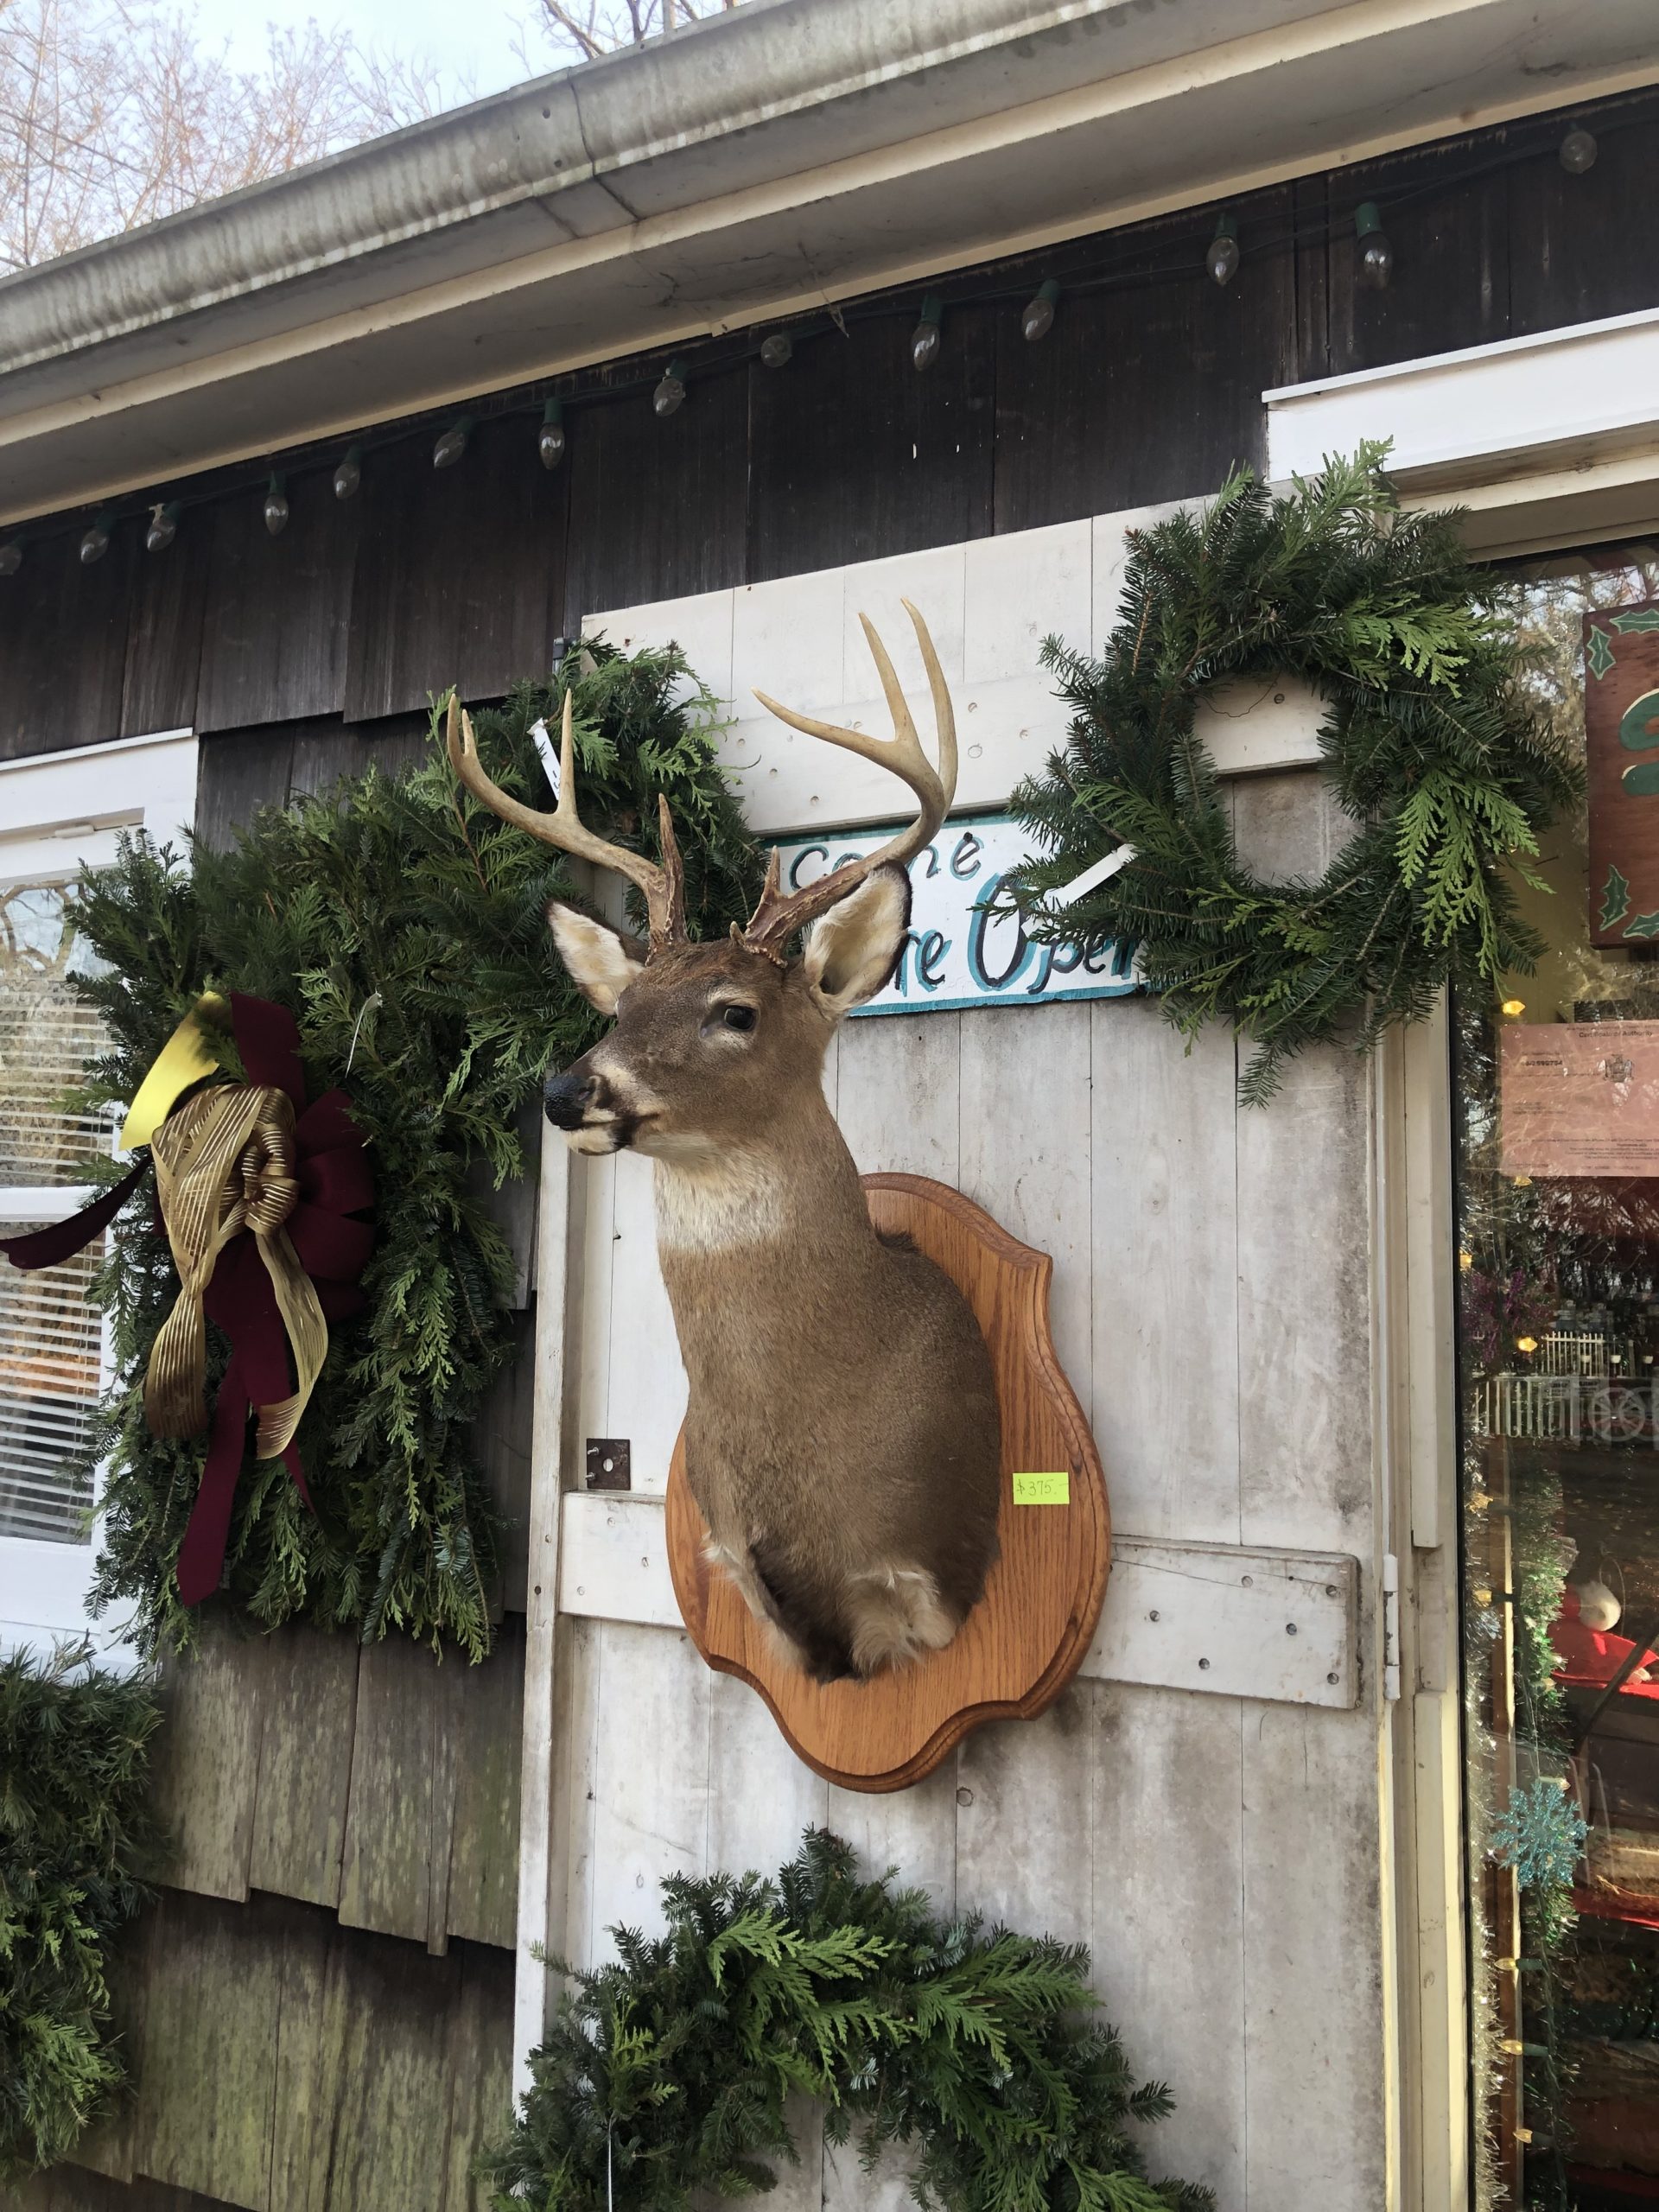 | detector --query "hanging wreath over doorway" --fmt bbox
[1004,445,1581,1102]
